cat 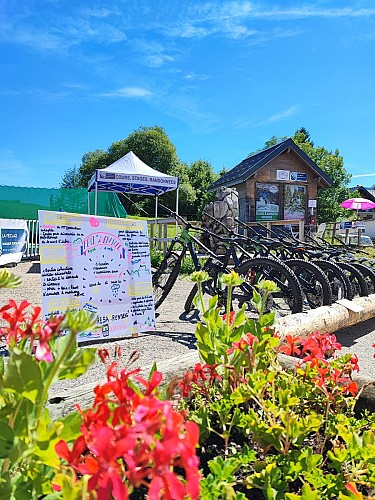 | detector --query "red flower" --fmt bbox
[227,333,257,354]
[301,331,341,362]
[343,380,358,397]
[179,363,222,397]
[222,310,235,325]
[279,335,302,357]
[0,299,63,362]
[56,365,201,499]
